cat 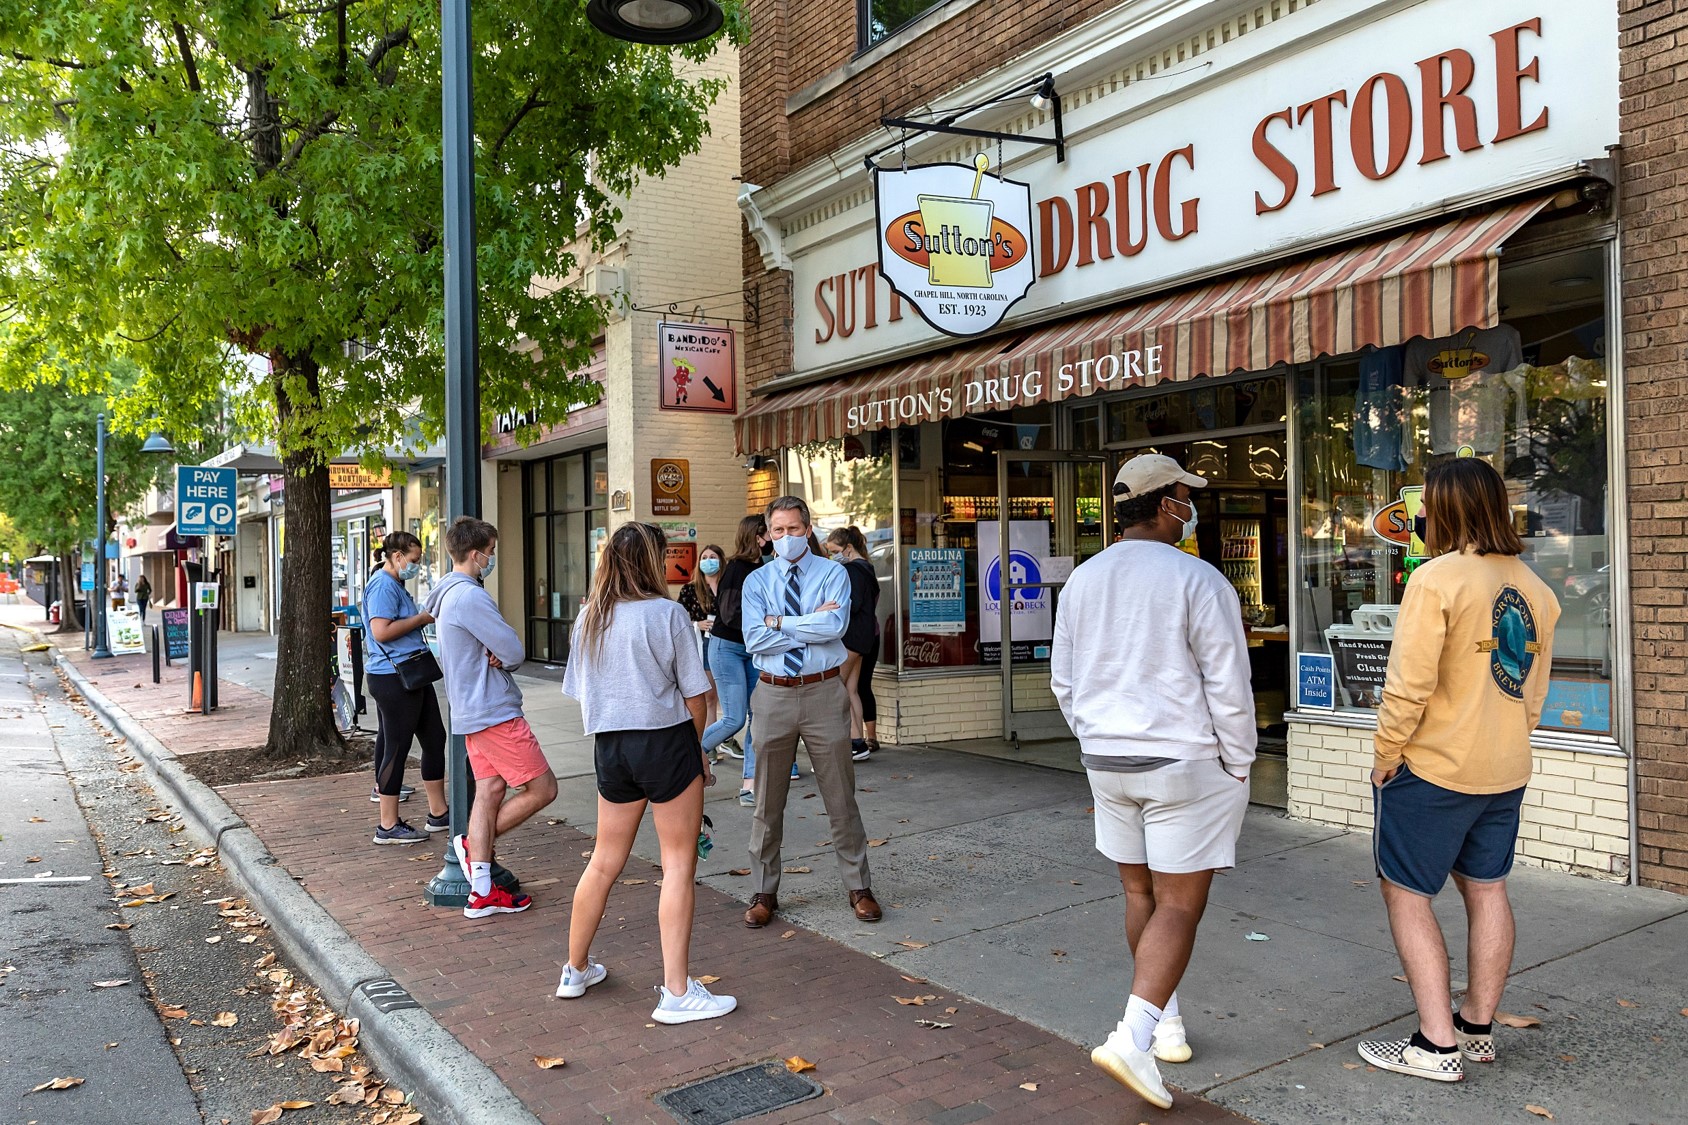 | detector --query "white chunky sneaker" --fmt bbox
[555,958,608,999]
[1357,1036,1464,1082]
[1091,1027,1174,1109]
[1152,1014,1192,1063]
[651,978,737,1025]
